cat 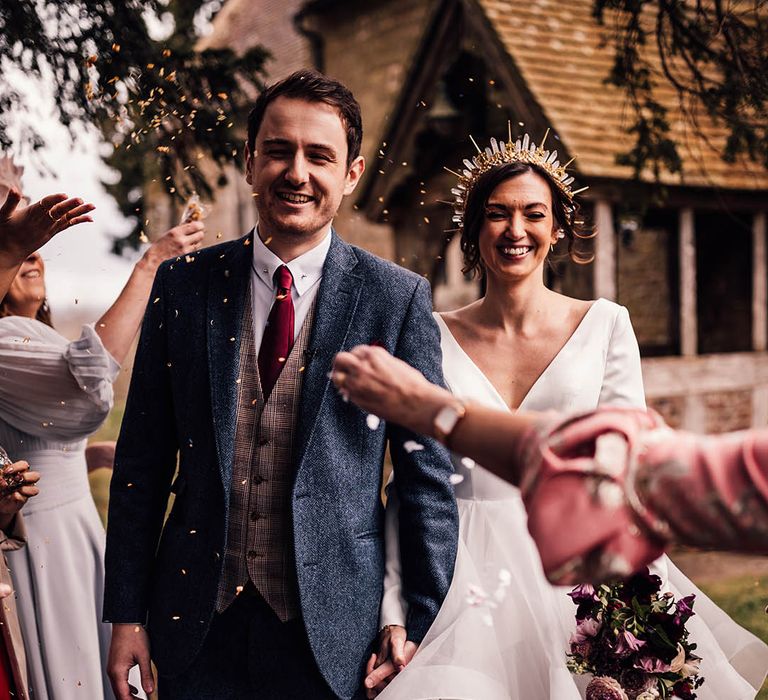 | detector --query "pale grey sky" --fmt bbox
[6,5,220,318]
[9,67,139,317]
